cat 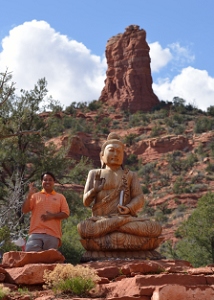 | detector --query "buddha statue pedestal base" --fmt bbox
[80,249,164,262]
